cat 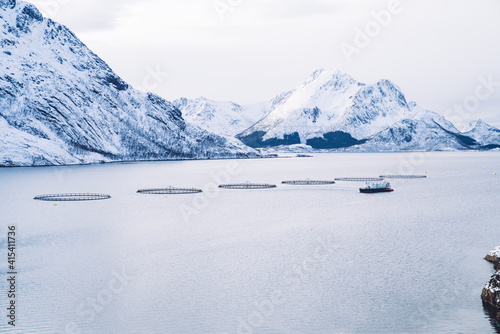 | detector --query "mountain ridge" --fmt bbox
[2,1,498,165]
[172,97,269,137]
[178,69,500,152]
[0,0,259,166]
